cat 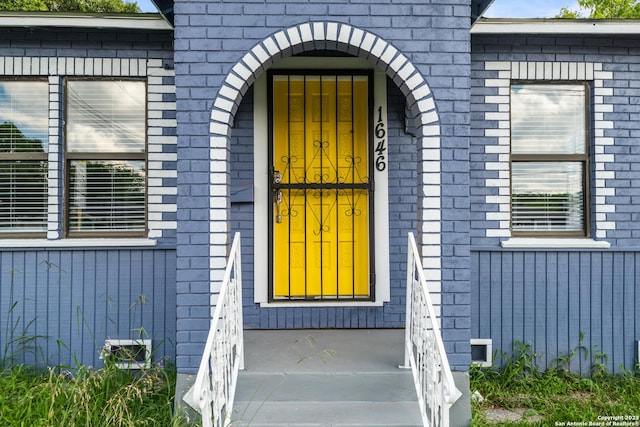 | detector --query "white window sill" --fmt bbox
[0,239,157,249]
[501,238,610,249]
